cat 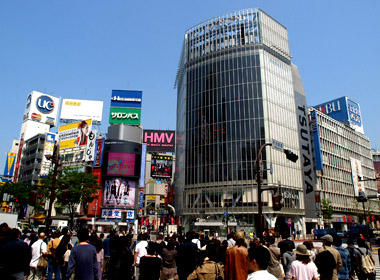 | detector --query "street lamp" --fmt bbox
[256,142,298,240]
